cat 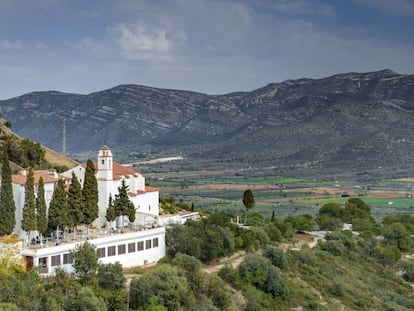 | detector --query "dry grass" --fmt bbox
[43,146,78,168]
